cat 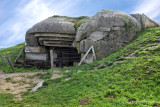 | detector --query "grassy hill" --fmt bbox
[0,43,47,73]
[0,27,160,106]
